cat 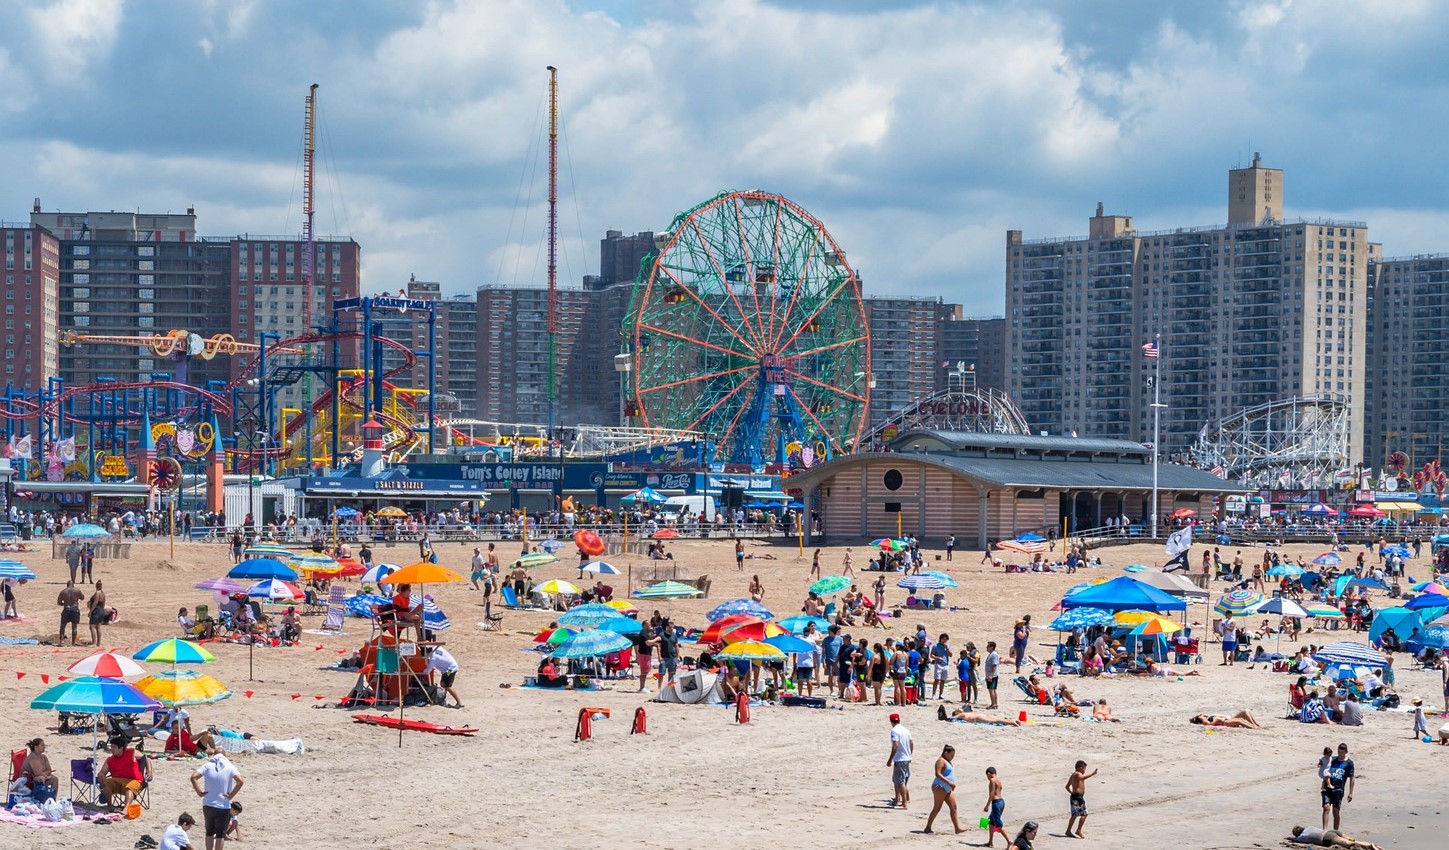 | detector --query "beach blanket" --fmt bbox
[0,637,39,645]
[520,683,602,692]
[0,808,118,828]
